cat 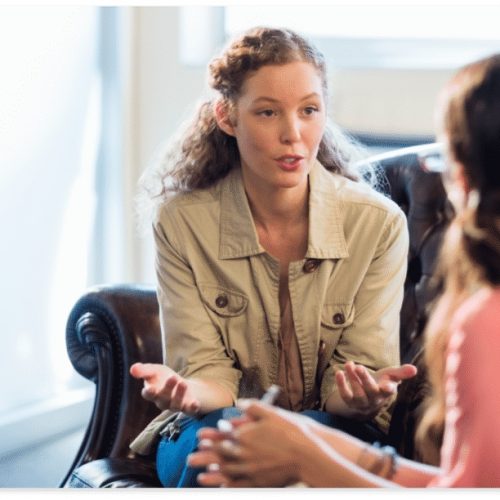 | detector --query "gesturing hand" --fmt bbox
[130,362,200,415]
[335,362,417,417]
